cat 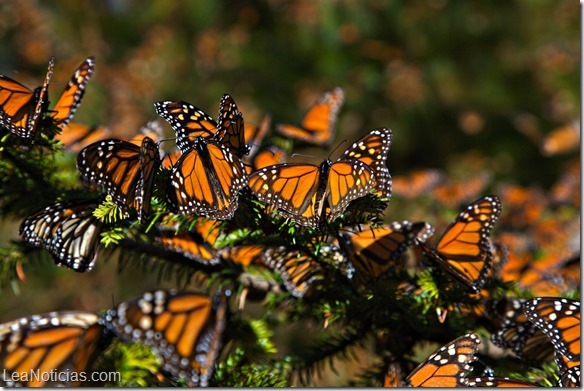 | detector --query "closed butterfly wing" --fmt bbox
[418,195,501,293]
[50,57,94,127]
[556,351,581,388]
[432,172,491,209]
[220,244,265,267]
[277,87,344,146]
[339,221,434,280]
[56,122,112,153]
[77,137,160,224]
[405,333,481,387]
[0,311,108,387]
[166,138,249,219]
[523,298,580,362]
[19,199,103,272]
[154,100,217,153]
[340,127,393,199]
[261,246,322,298]
[103,290,229,387]
[217,94,249,158]
[0,57,53,140]
[392,169,444,199]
